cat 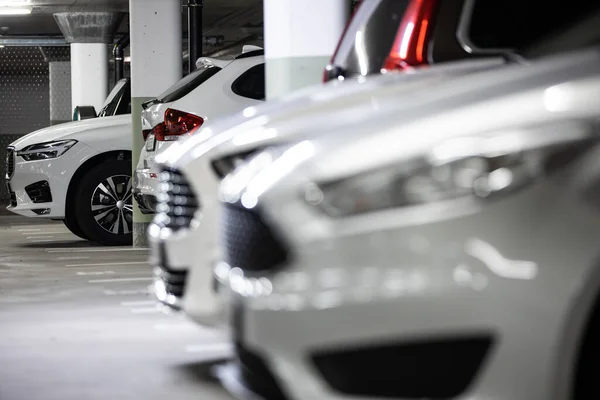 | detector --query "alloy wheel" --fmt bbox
[90,175,133,235]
